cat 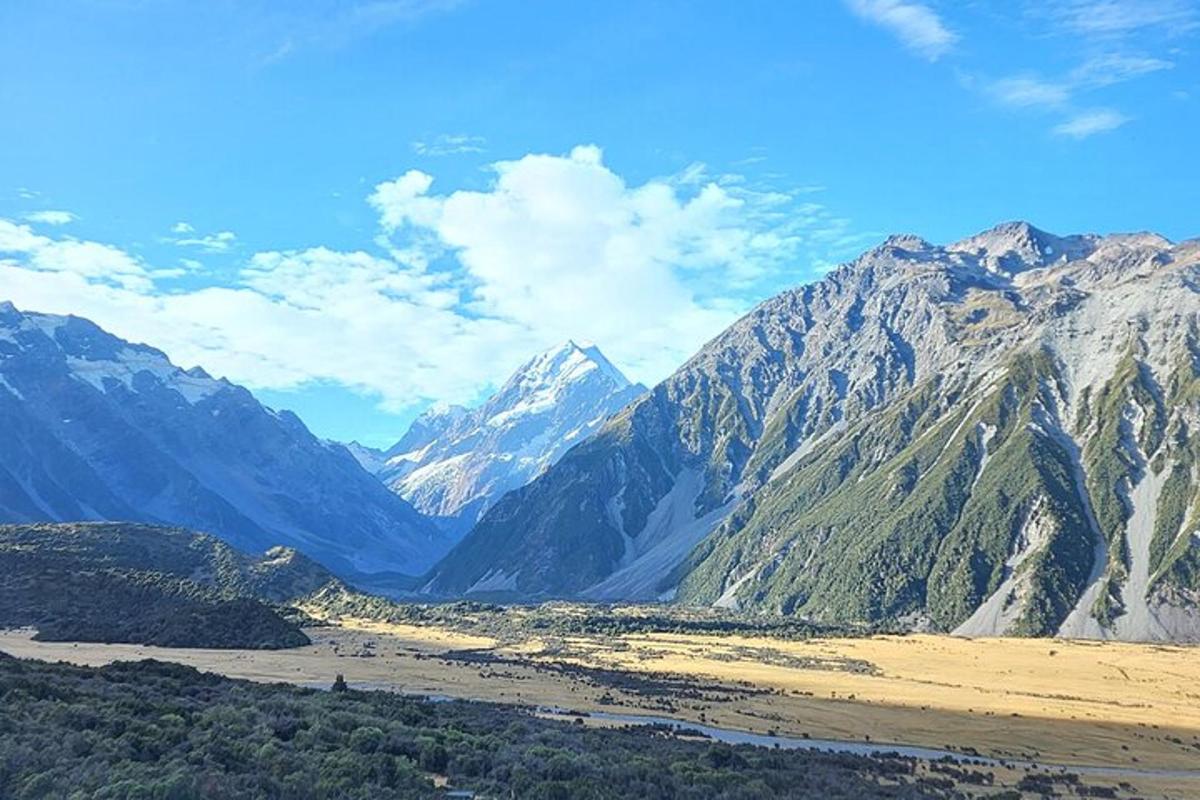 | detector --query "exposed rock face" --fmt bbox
[0,304,448,578]
[425,223,1200,642]
[379,341,644,532]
